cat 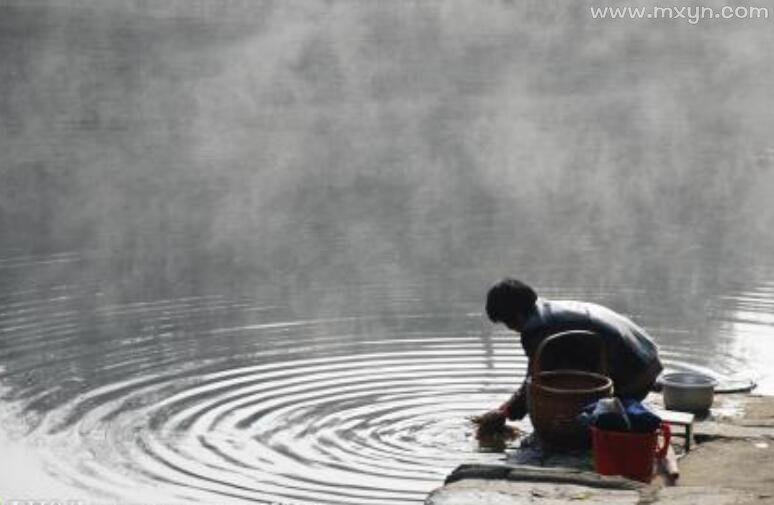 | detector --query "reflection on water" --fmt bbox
[2,1,774,503]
